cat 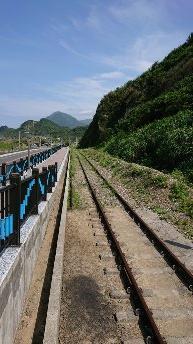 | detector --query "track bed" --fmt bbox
[59,153,145,343]
[68,153,193,344]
